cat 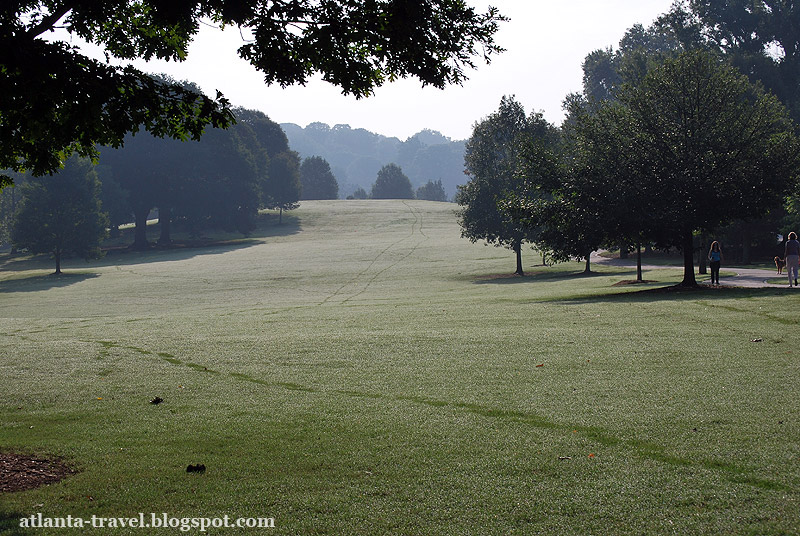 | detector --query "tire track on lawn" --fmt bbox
[341,201,428,304]
[319,201,428,305]
[86,338,791,493]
